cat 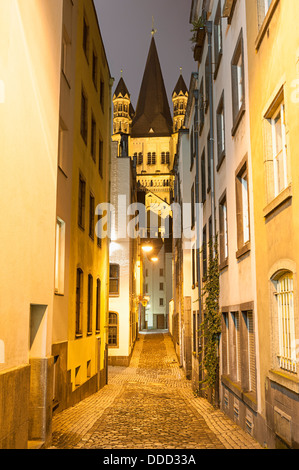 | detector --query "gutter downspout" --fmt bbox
[193,73,204,388]
[206,21,216,244]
